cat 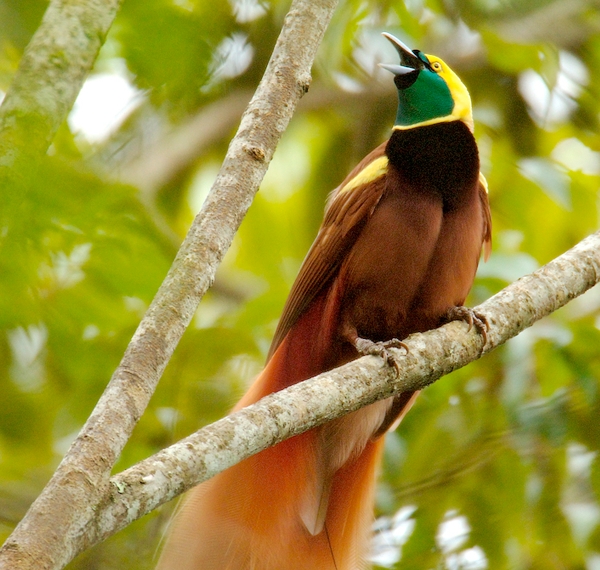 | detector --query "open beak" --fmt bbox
[379,32,423,76]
